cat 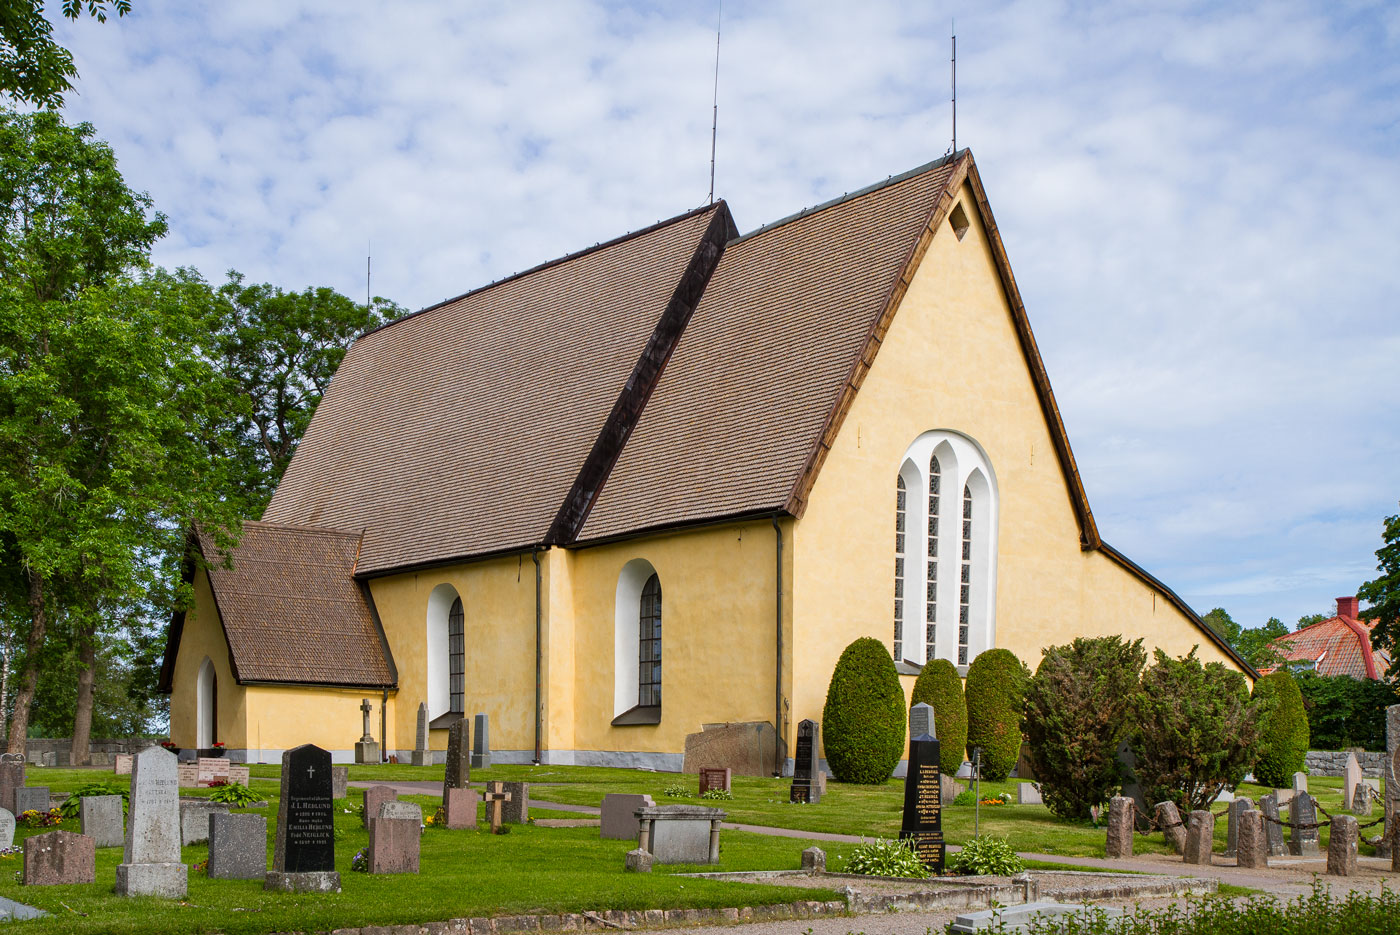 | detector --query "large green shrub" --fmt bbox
[821,637,906,784]
[1252,671,1310,788]
[1130,648,1260,811]
[964,648,1030,781]
[1295,672,1395,751]
[910,658,967,776]
[1024,635,1146,821]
